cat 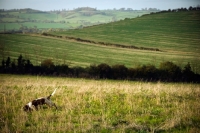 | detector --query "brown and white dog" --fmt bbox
[23,88,57,112]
